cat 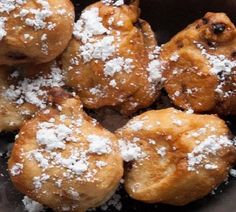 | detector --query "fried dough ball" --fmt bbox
[0,0,74,65]
[62,0,160,115]
[8,94,123,212]
[116,108,236,205]
[0,61,65,132]
[161,12,236,115]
